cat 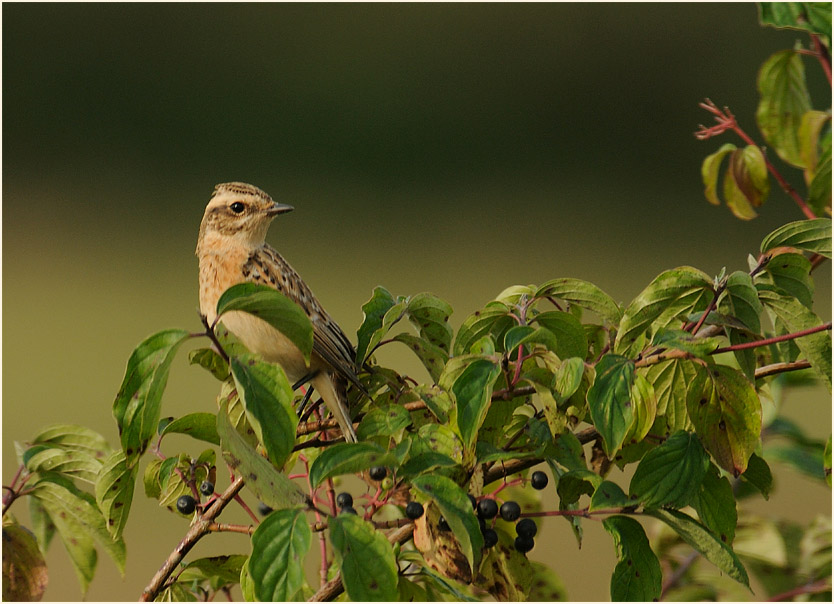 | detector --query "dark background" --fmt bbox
[3,3,830,600]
